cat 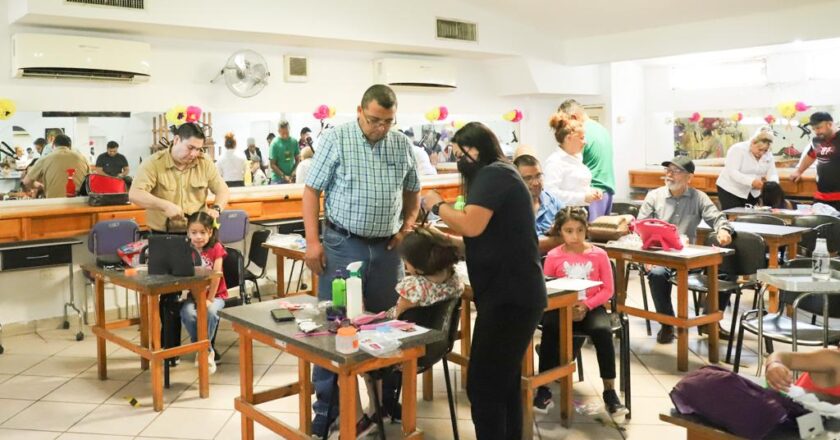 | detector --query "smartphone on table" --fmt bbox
[270,308,295,322]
